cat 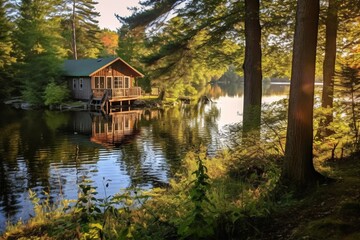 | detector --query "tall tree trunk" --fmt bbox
[243,0,262,132]
[321,0,338,120]
[283,0,322,188]
[72,0,77,60]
